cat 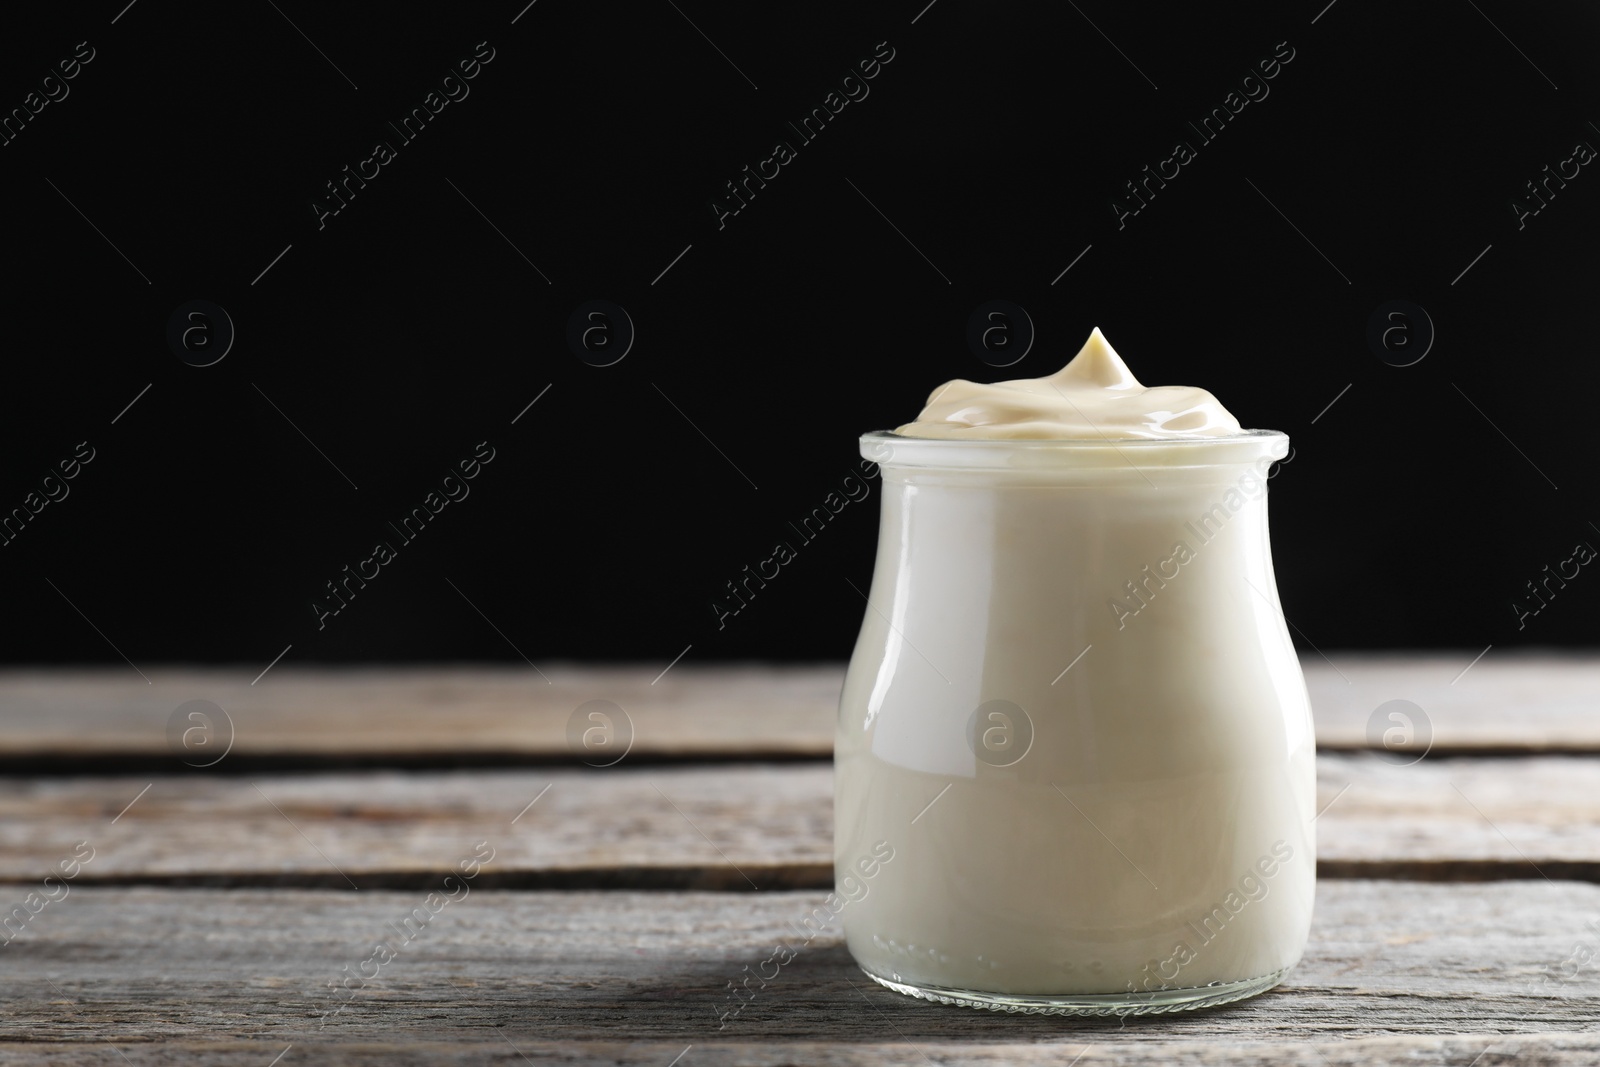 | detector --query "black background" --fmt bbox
[2,0,1597,669]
